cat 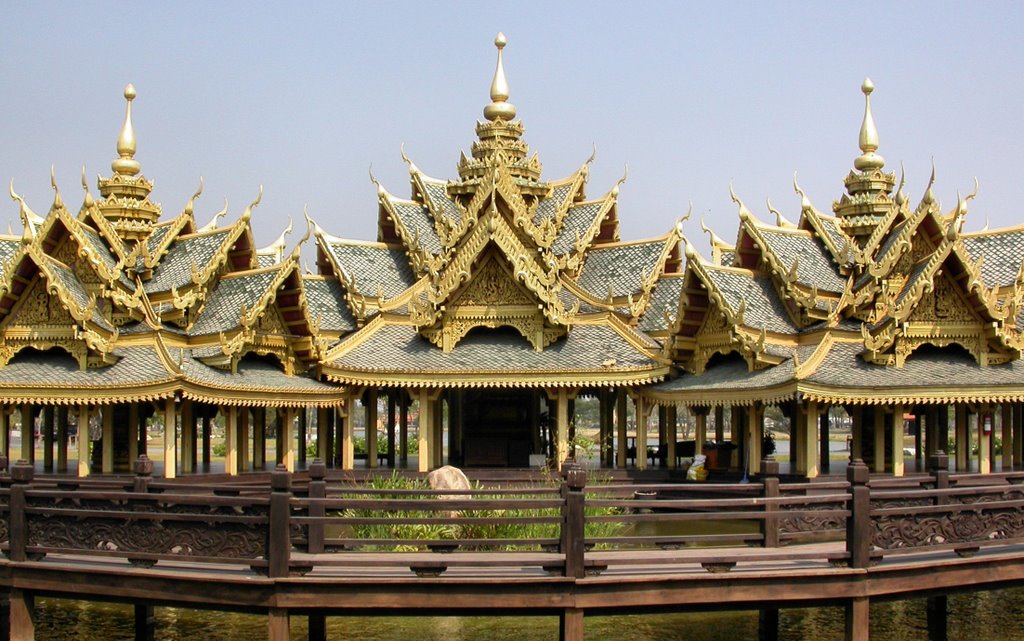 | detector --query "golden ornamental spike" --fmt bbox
[854,78,884,171]
[483,33,516,122]
[112,84,141,176]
